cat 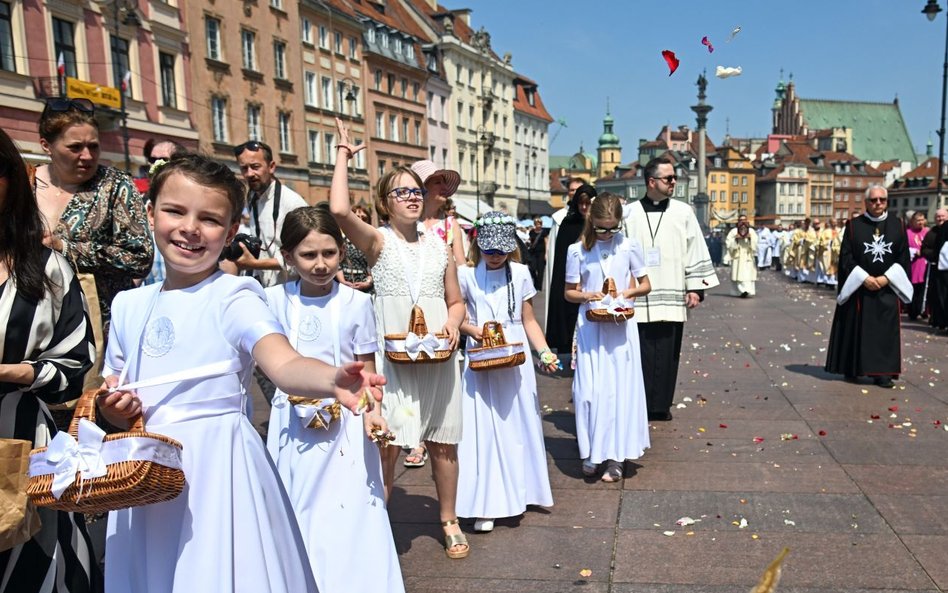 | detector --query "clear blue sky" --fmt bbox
[463,0,947,162]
